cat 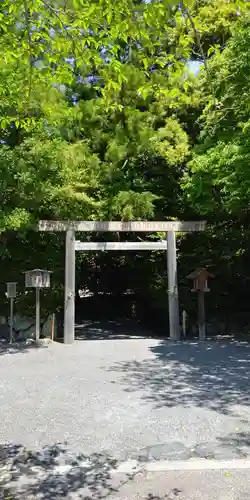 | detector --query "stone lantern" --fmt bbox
[187,268,214,340]
[187,268,213,293]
